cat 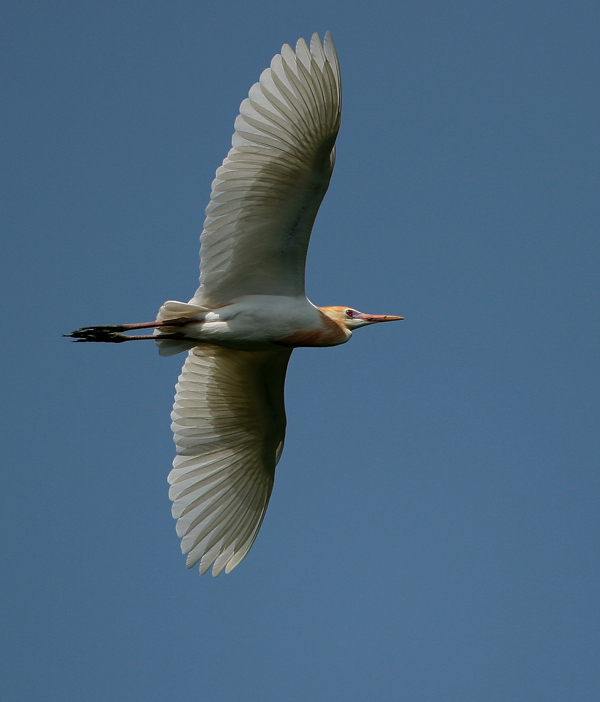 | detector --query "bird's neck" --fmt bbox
[276,308,350,347]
